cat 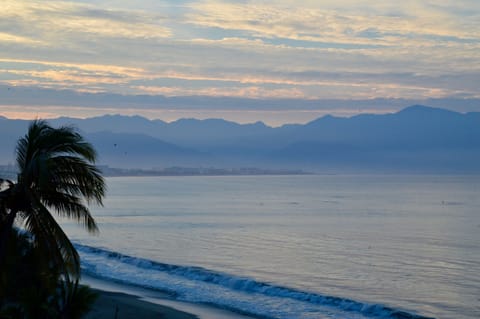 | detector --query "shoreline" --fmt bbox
[85,289,198,319]
[81,274,256,319]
